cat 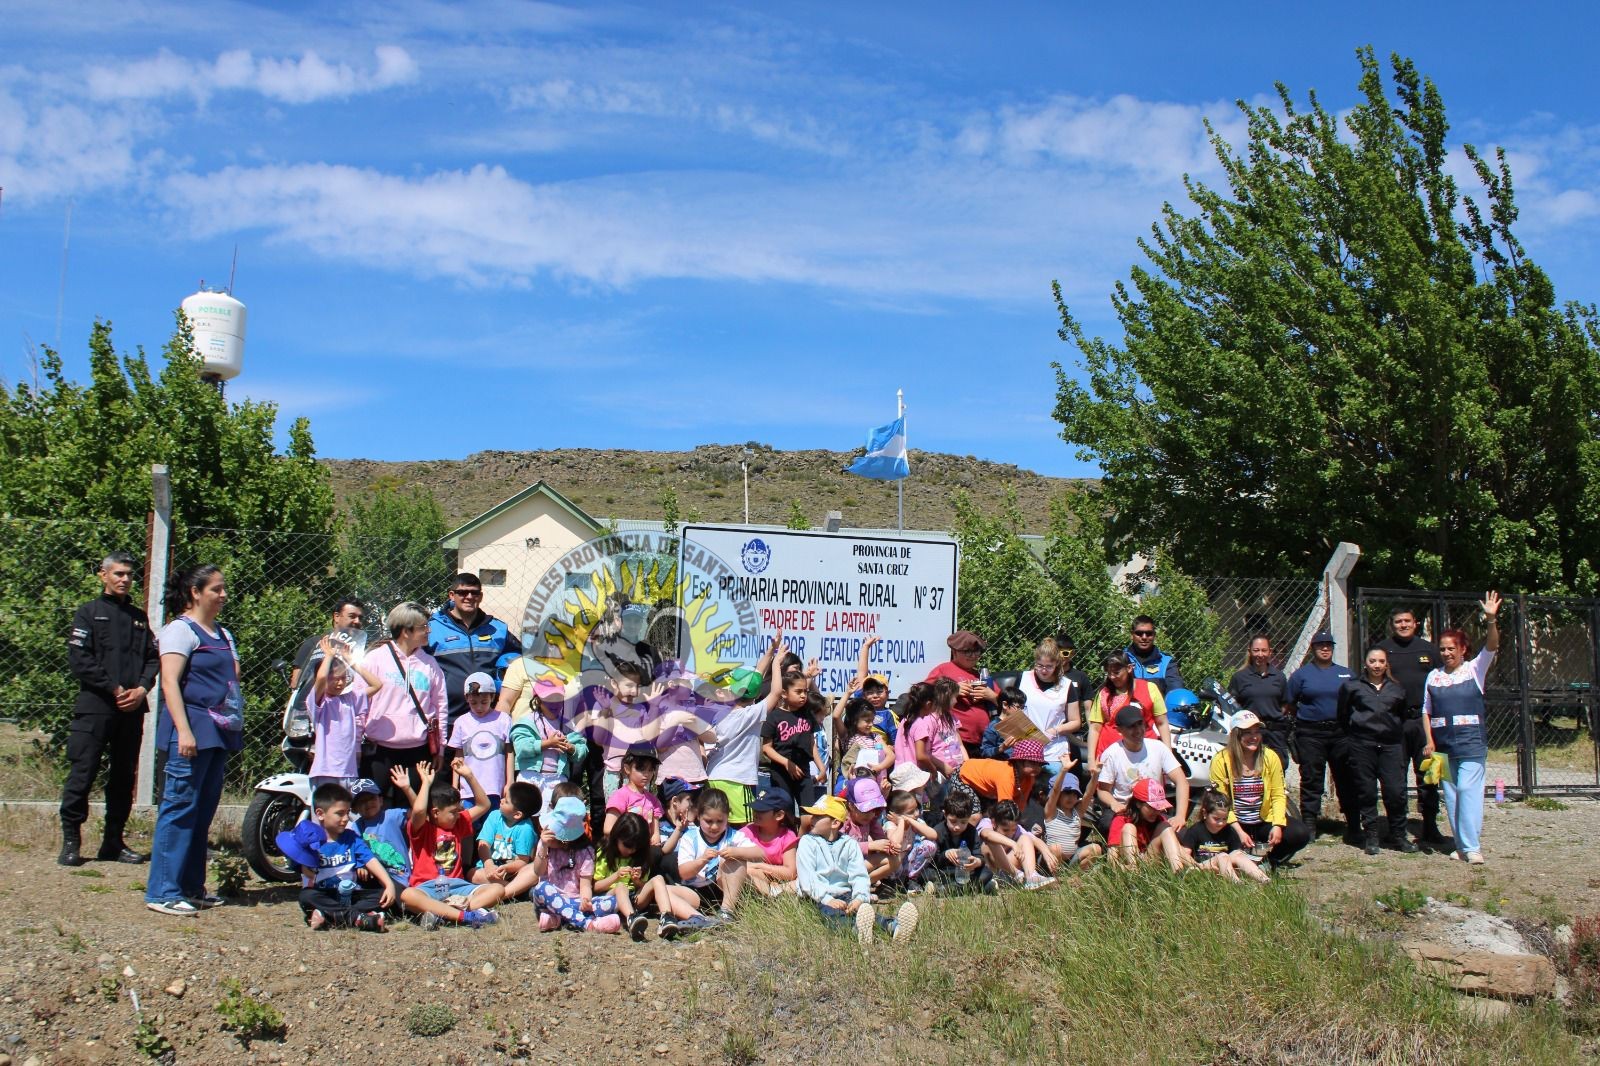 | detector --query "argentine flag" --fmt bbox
[844,416,909,481]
